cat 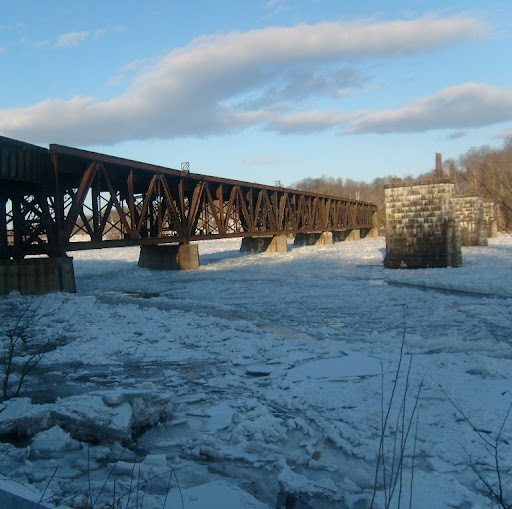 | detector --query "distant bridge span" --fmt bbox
[0,136,377,261]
